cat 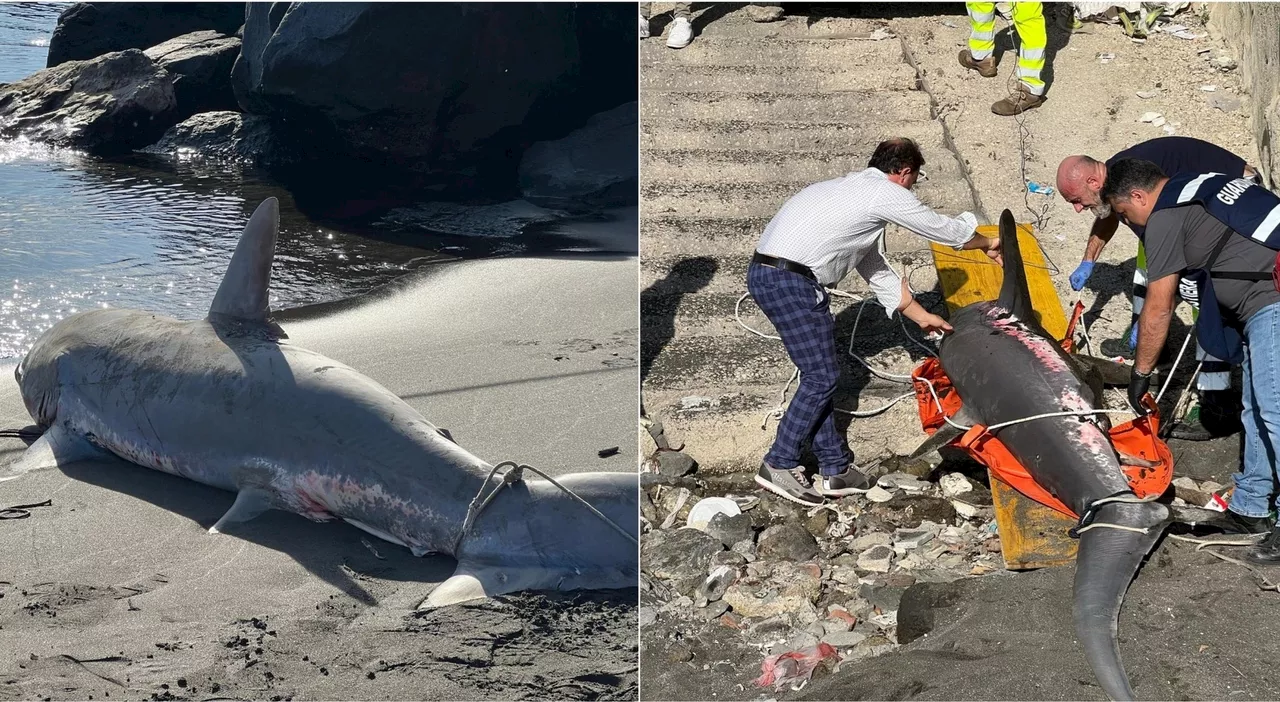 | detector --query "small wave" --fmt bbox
[0,136,85,166]
[26,36,49,47]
